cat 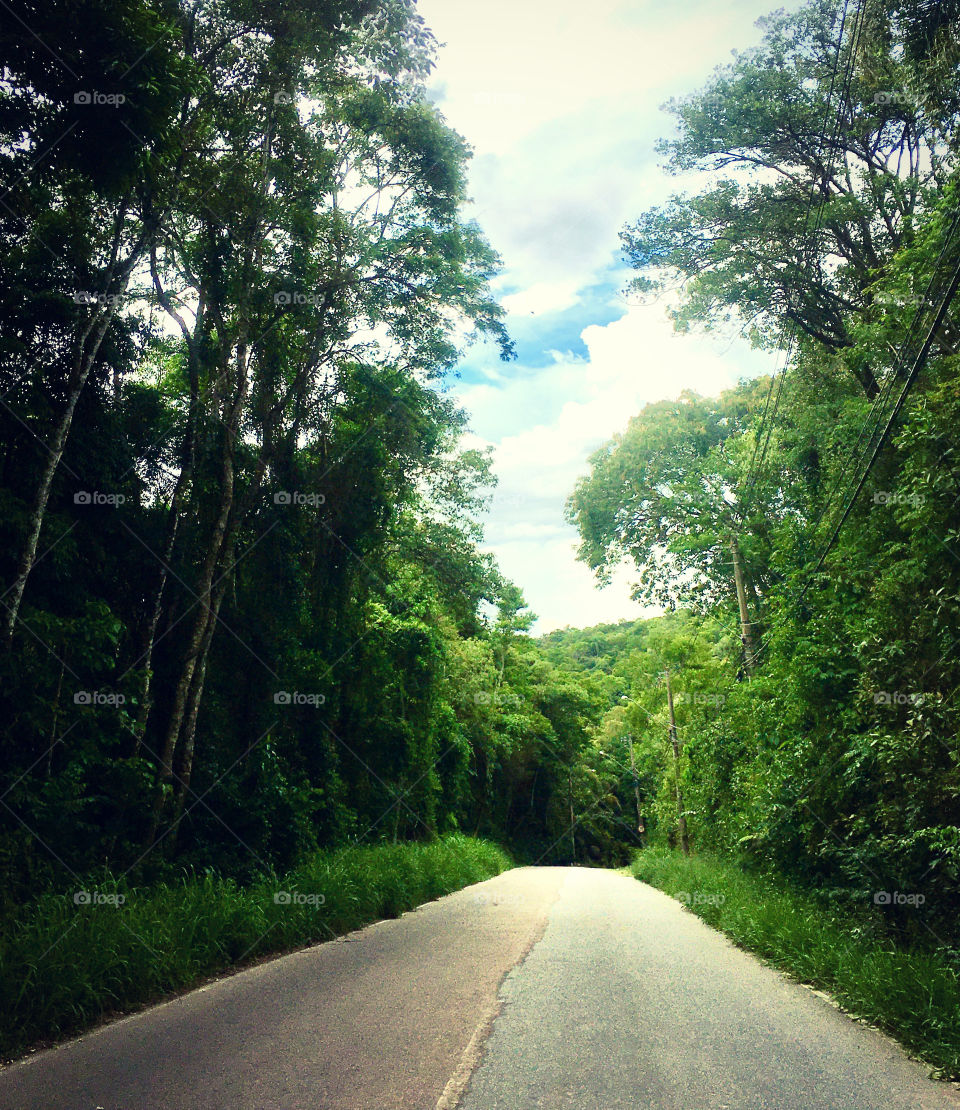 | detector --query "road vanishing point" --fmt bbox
[2,867,958,1109]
